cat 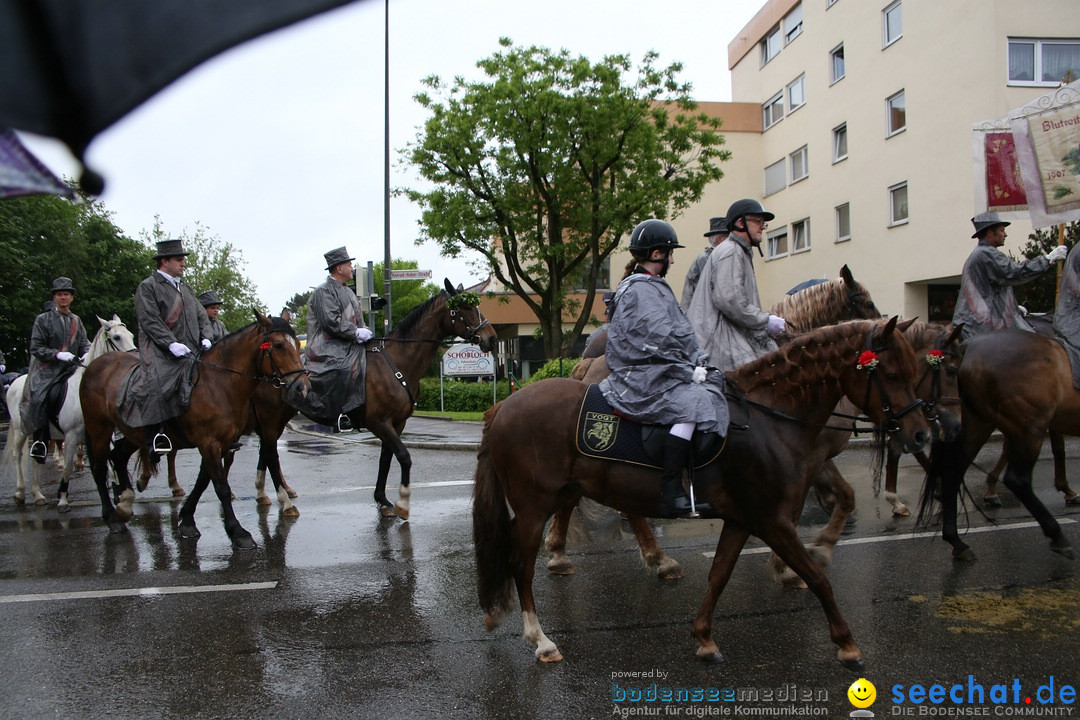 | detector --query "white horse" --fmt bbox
[3,315,136,511]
